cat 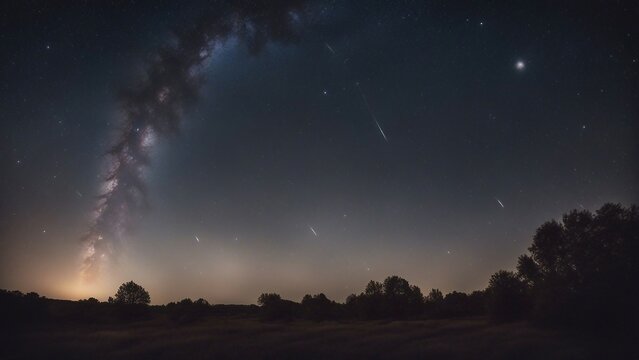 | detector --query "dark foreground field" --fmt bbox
[3,315,624,360]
